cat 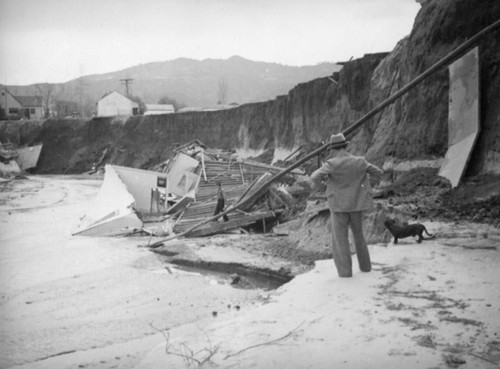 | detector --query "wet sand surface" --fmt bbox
[2,176,500,369]
[0,176,262,368]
